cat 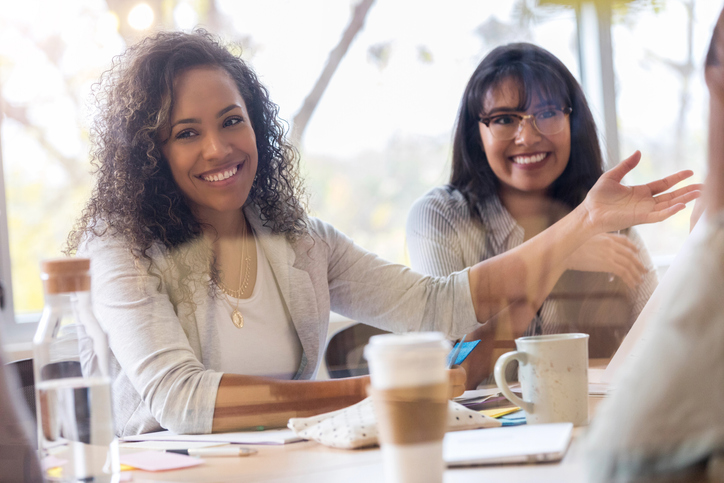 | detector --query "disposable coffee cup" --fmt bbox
[364,332,451,483]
